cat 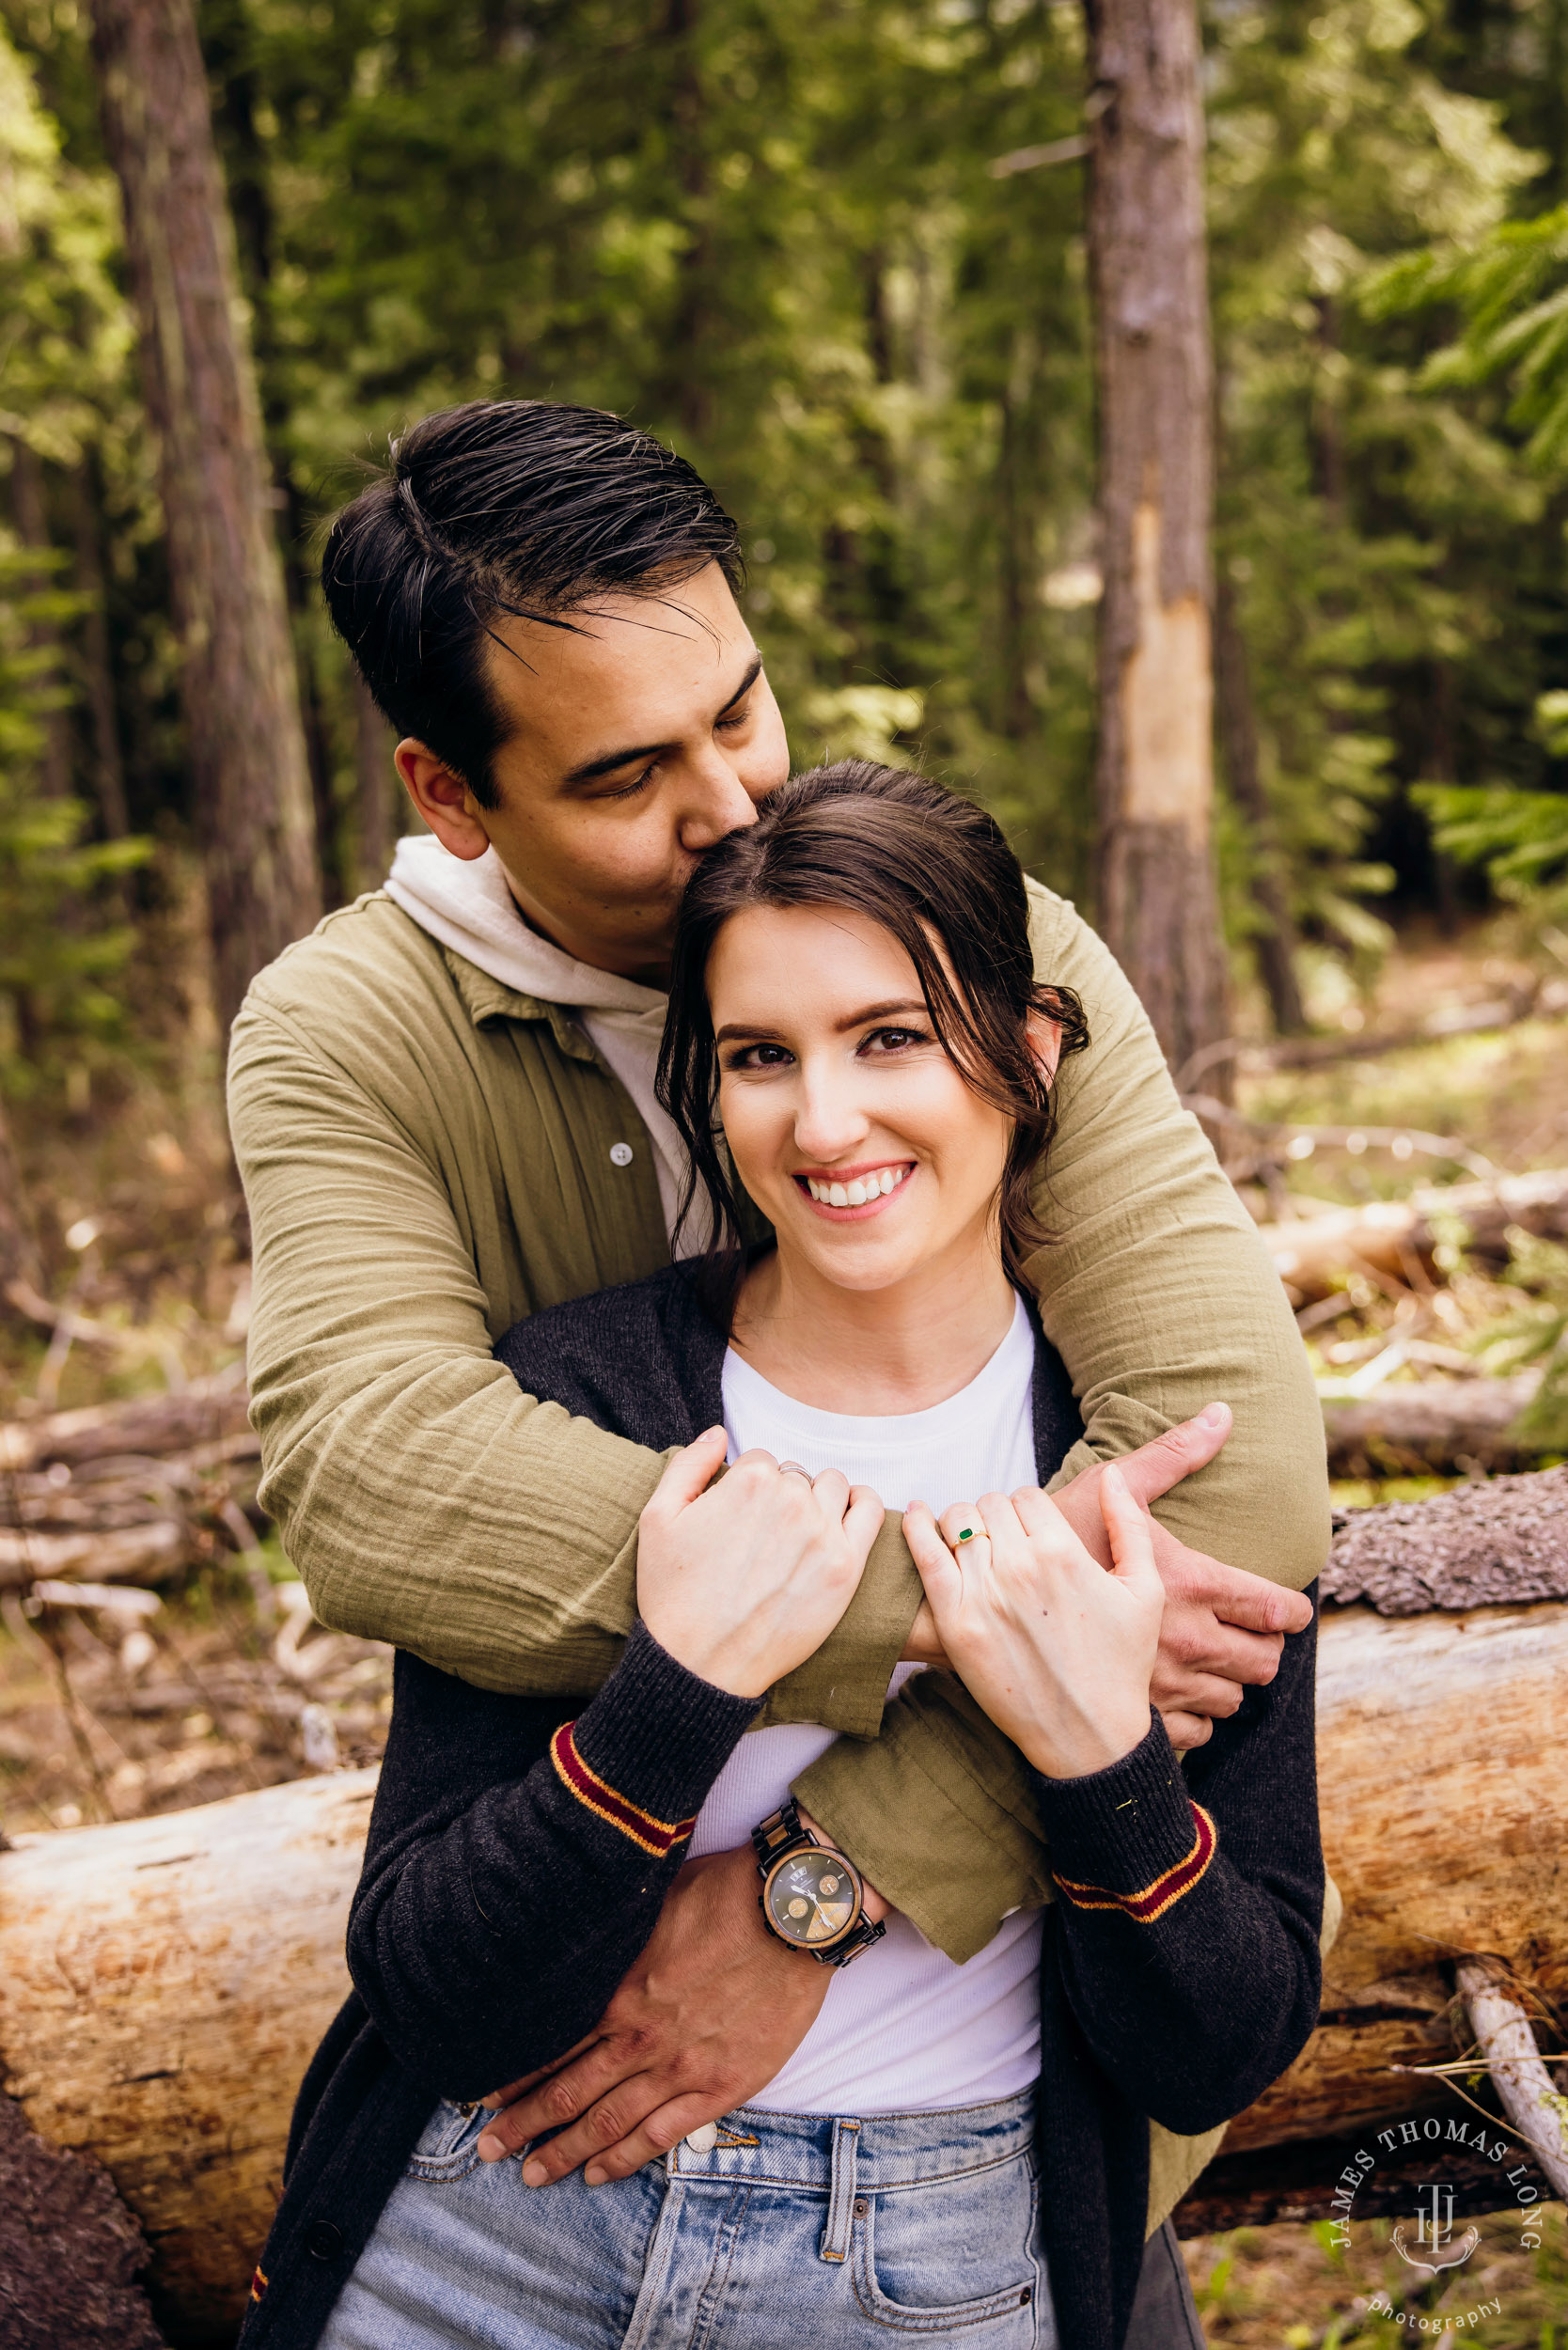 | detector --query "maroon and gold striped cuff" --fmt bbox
[1054,1802,1216,1924]
[550,1721,699,1858]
